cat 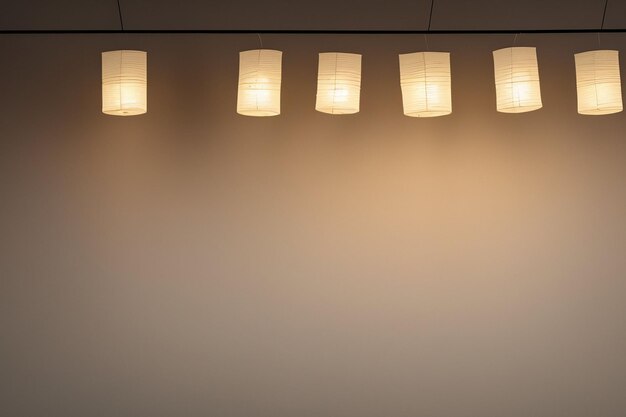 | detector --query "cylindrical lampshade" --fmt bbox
[102,50,147,116]
[575,50,623,115]
[315,52,362,114]
[493,47,542,113]
[399,51,452,117]
[237,49,283,117]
